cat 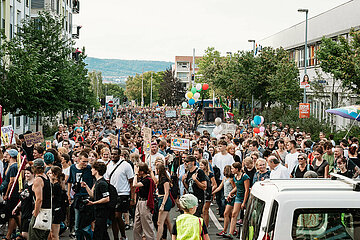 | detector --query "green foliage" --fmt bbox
[125,71,162,105]
[0,11,97,117]
[103,83,125,101]
[159,68,186,106]
[317,29,360,94]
